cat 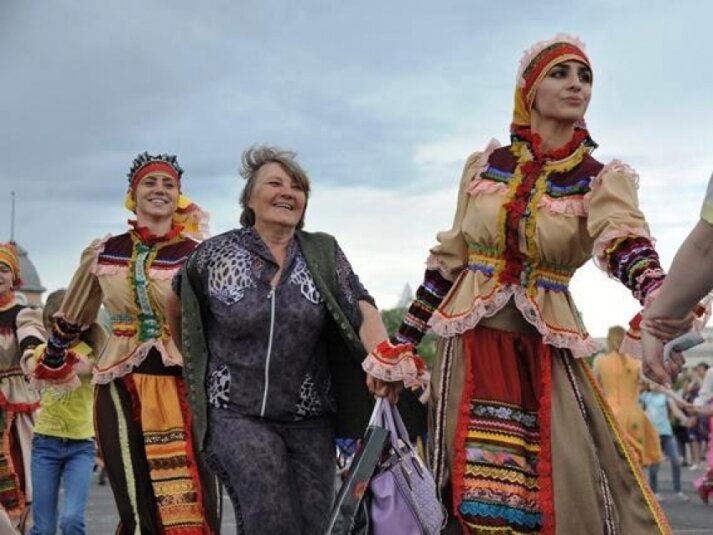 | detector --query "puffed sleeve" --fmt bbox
[394,152,483,346]
[33,239,105,384]
[587,161,664,304]
[16,307,45,354]
[58,239,105,327]
[427,151,482,281]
